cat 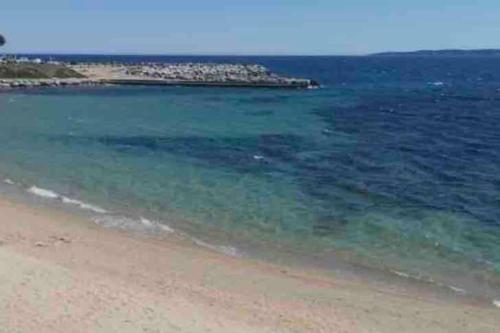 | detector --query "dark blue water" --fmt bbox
[1,55,500,299]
